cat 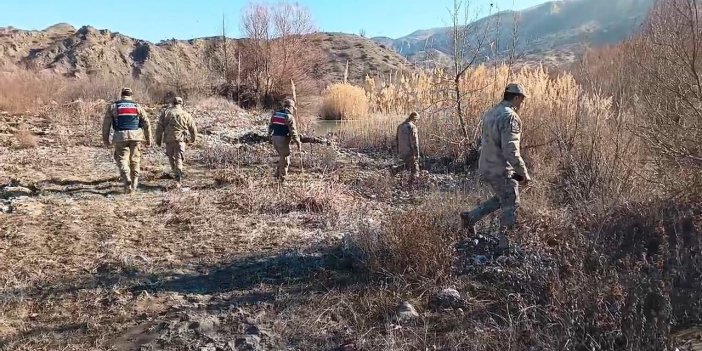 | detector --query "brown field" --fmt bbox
[1,0,702,350]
